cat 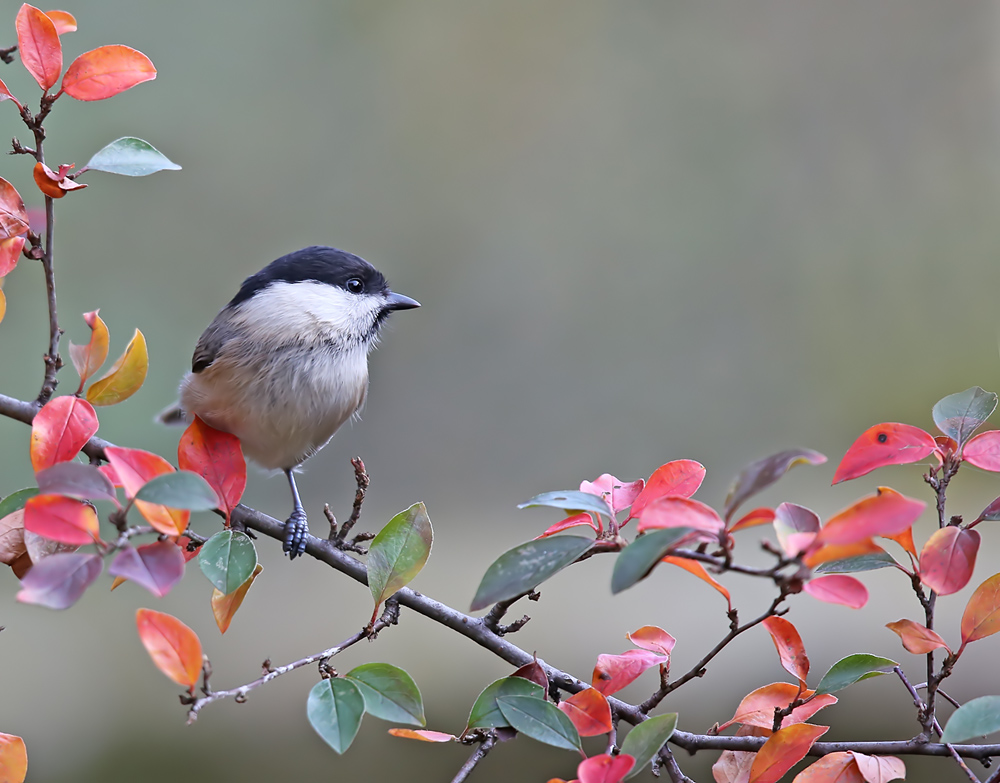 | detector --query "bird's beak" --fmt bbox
[385,291,421,311]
